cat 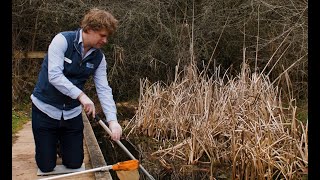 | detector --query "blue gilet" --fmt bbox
[32,29,103,110]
